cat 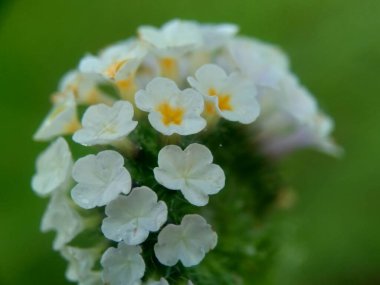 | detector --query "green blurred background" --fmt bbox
[0,0,379,284]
